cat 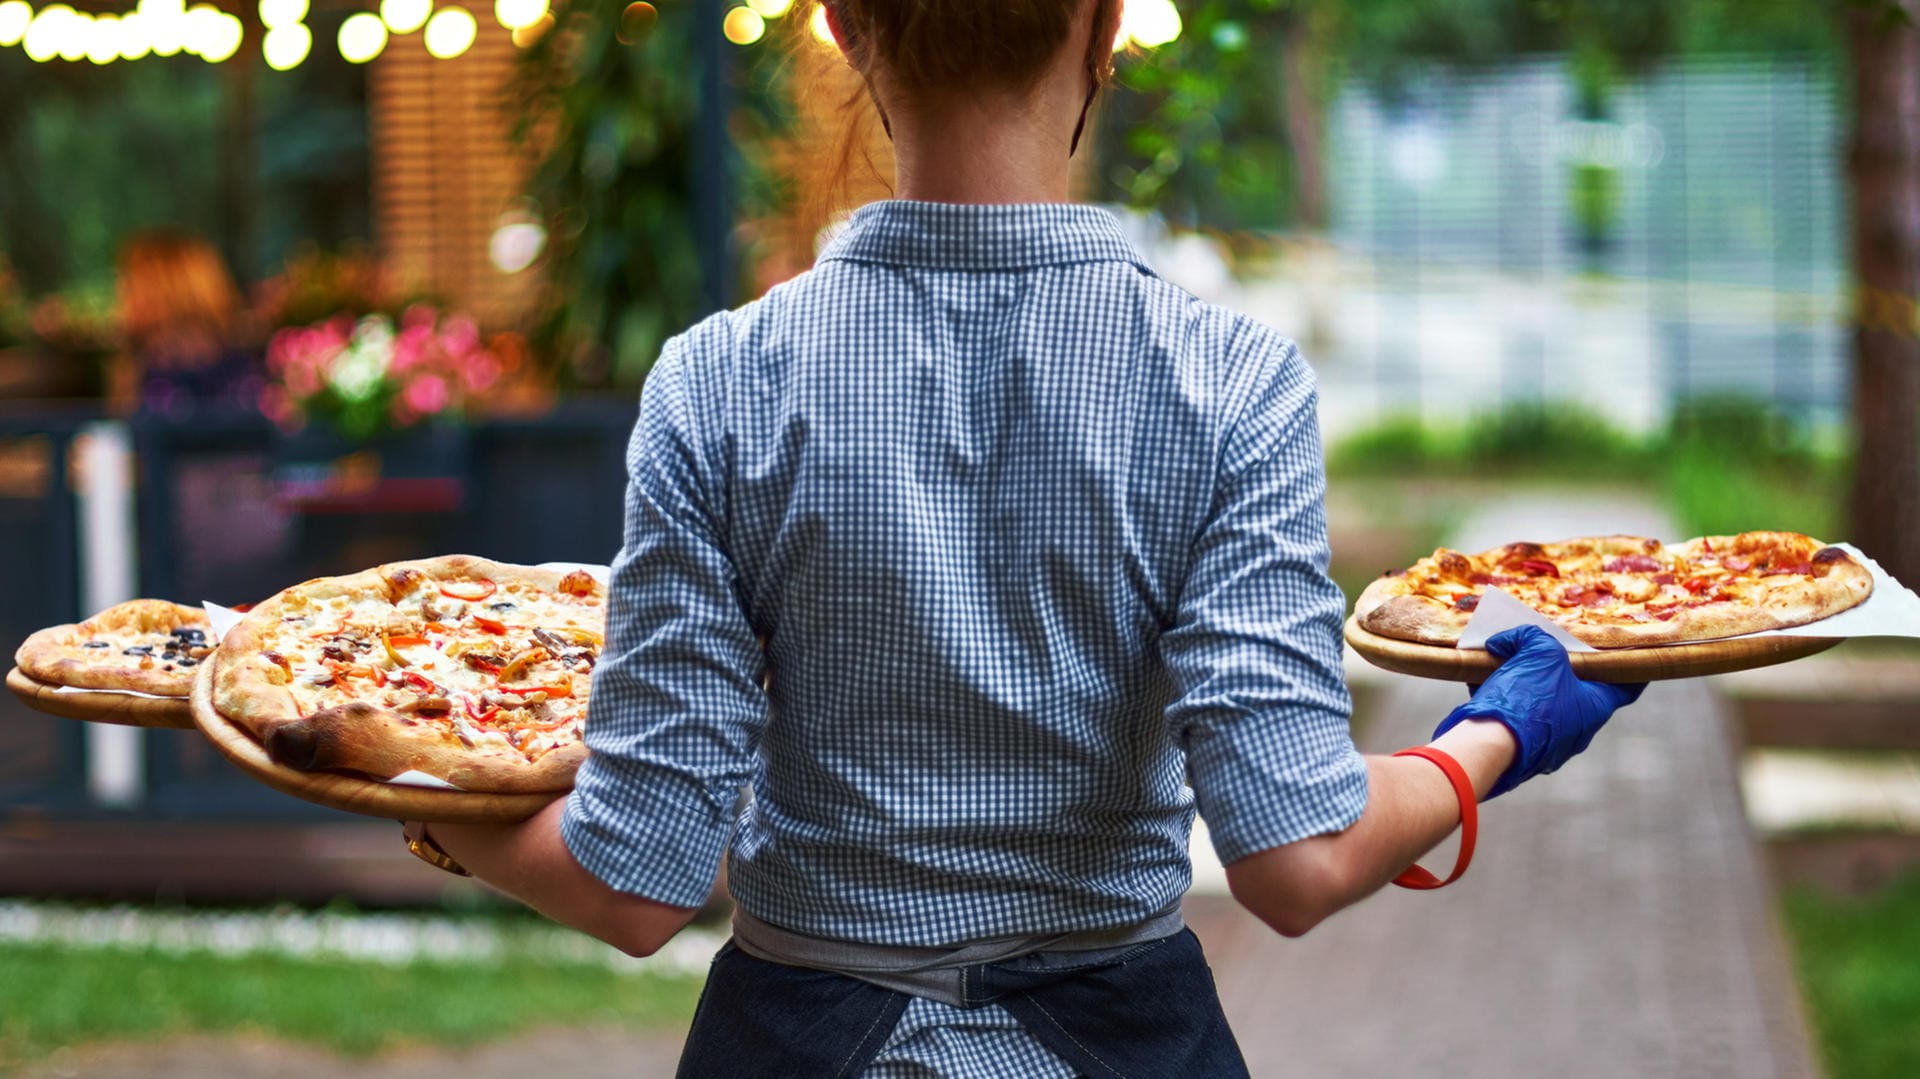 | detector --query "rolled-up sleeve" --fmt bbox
[1157,339,1368,865]
[562,326,769,908]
